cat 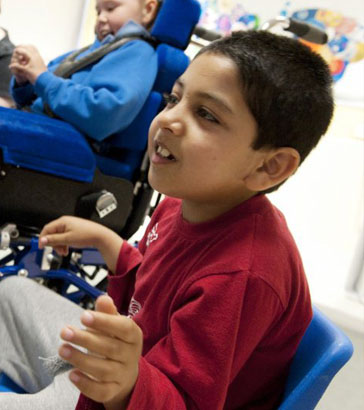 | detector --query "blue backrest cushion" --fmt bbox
[153,44,190,93]
[105,92,162,152]
[151,0,201,49]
